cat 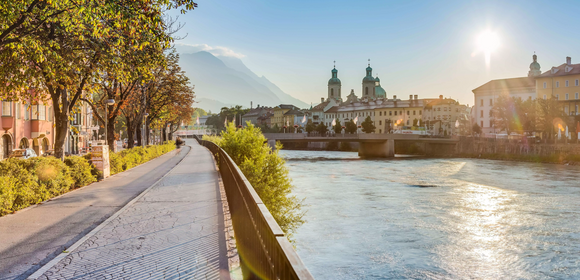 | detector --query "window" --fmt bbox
[566,80,569,87]
[489,110,493,117]
[39,105,46,120]
[379,120,382,125]
[576,105,579,115]
[556,81,560,88]
[437,107,441,111]
[379,129,382,133]
[481,120,484,128]
[407,111,410,115]
[419,110,422,115]
[556,94,559,100]
[389,111,392,116]
[566,93,569,100]
[480,110,483,117]
[490,99,493,106]
[576,80,579,86]
[544,82,547,89]
[544,95,547,100]
[400,111,402,115]
[565,107,569,114]
[407,120,410,125]
[490,120,493,127]
[480,99,483,106]
[394,111,397,116]
[379,111,382,116]
[365,87,368,95]
[413,110,416,115]
[331,88,334,96]
[1,101,11,116]
[576,93,579,100]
